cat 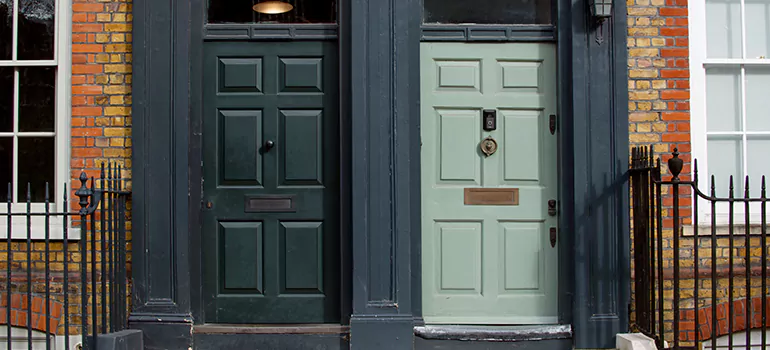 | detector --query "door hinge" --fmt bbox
[548,199,557,216]
[550,227,557,248]
[549,114,556,135]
